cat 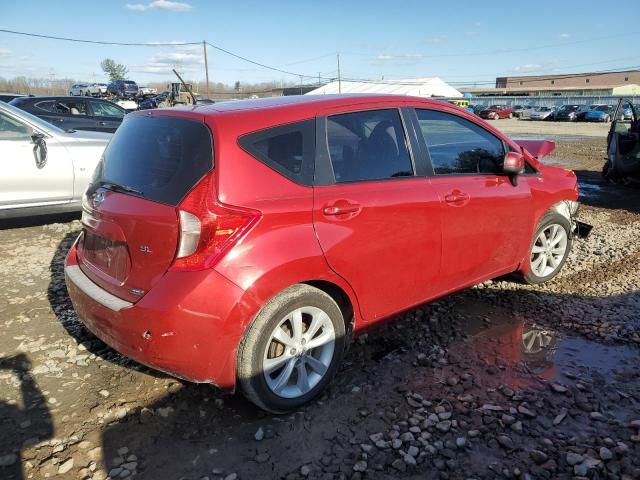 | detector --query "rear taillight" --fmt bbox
[171,175,260,272]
